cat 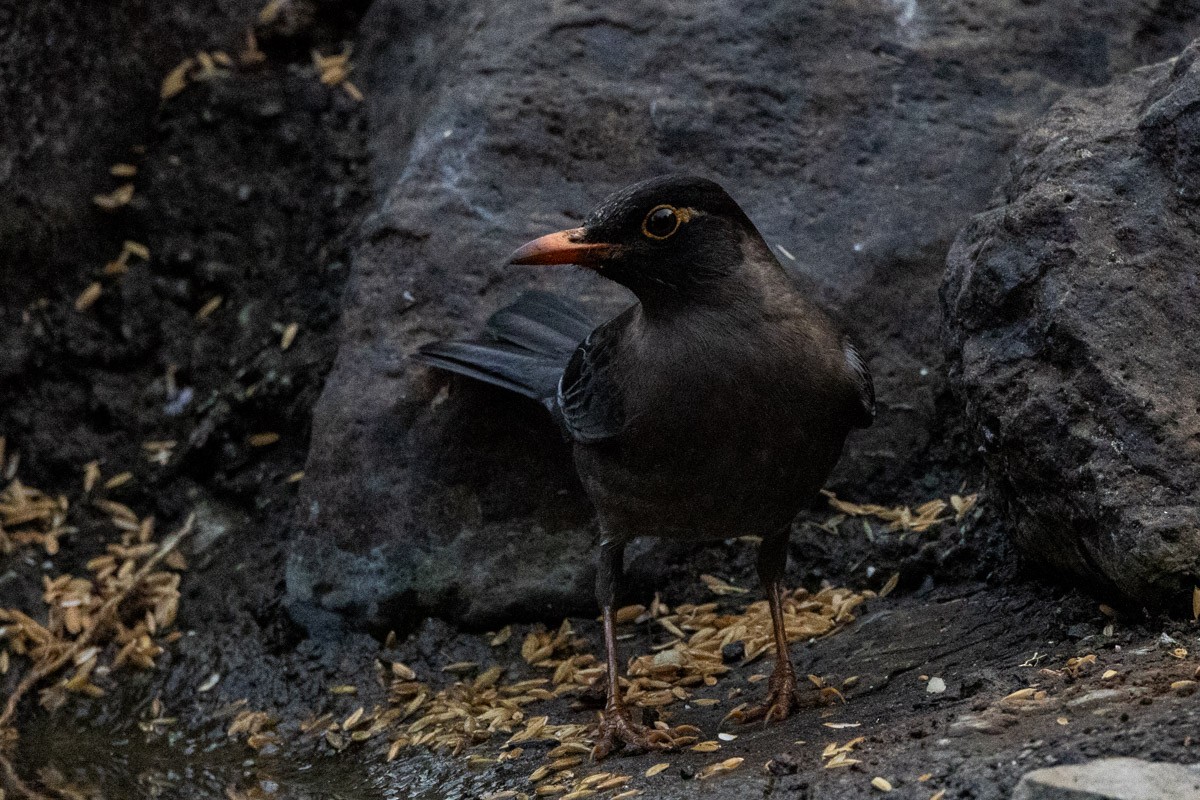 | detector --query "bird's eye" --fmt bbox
[642,205,680,240]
